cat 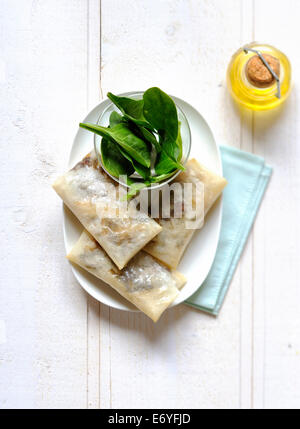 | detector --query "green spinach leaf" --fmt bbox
[118,147,151,180]
[155,148,184,175]
[143,87,182,164]
[79,122,151,168]
[107,92,152,129]
[101,138,134,178]
[148,171,178,183]
[107,93,161,151]
[143,87,178,144]
[126,120,161,154]
[139,126,161,153]
[109,111,123,127]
